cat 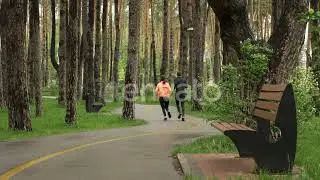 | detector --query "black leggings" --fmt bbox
[159,97,169,116]
[176,99,185,117]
